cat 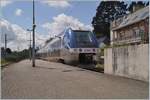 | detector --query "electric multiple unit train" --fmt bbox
[37,28,98,64]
